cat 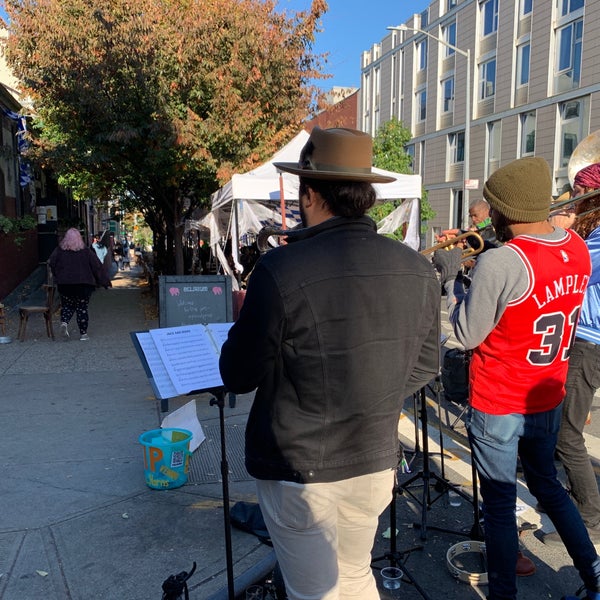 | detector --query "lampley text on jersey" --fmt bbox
[532,273,590,309]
